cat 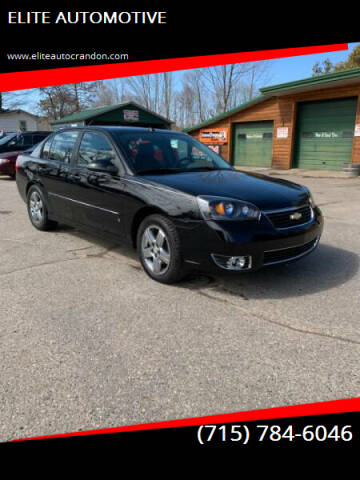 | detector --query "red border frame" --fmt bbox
[15,397,359,441]
[0,44,348,92]
[7,41,355,443]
